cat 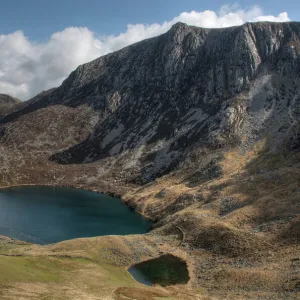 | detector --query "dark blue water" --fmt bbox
[0,186,152,244]
[128,266,153,286]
